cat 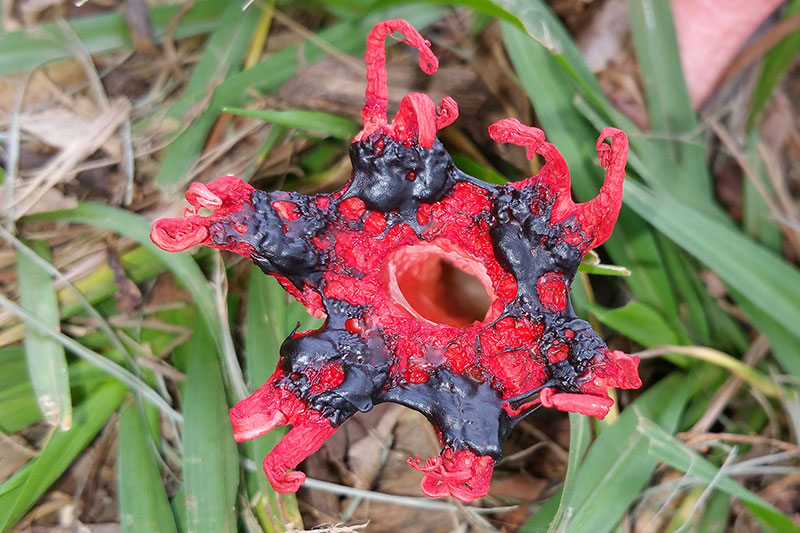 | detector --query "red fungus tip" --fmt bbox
[356,18,457,148]
[150,176,256,256]
[150,218,209,252]
[408,449,494,502]
[488,118,546,156]
[185,181,222,210]
[539,387,615,419]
